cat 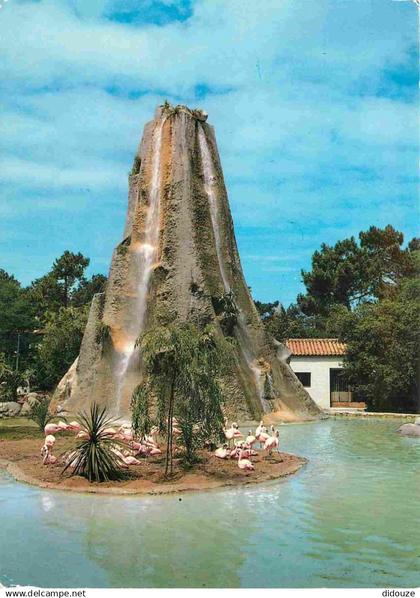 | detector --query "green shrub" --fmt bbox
[62,403,126,483]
